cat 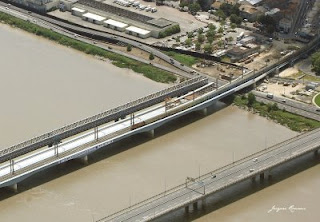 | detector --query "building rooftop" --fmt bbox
[72,7,86,13]
[82,12,106,21]
[104,19,128,28]
[126,26,150,35]
[245,0,263,5]
[147,18,173,28]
